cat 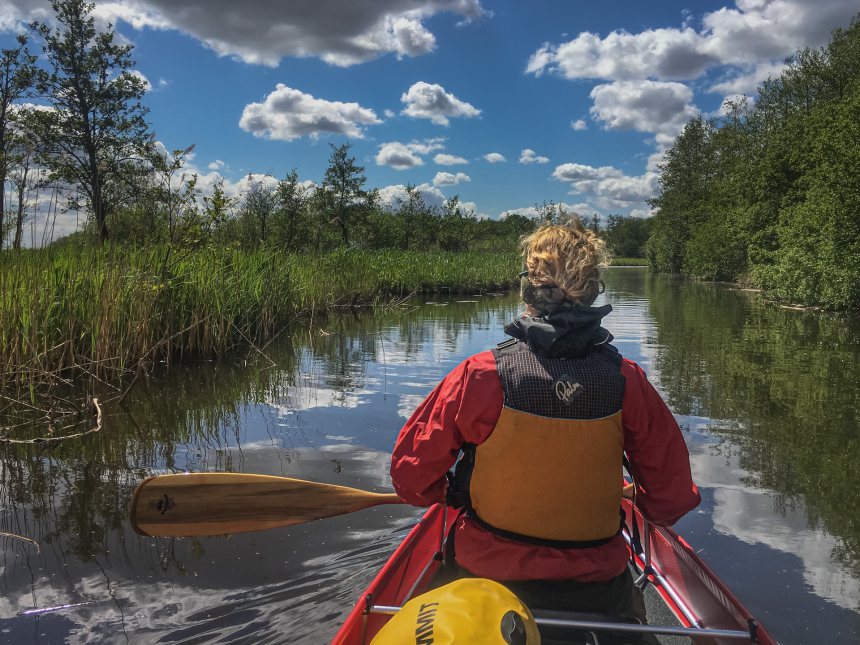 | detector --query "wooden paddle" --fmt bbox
[130,472,638,538]
[129,472,404,537]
